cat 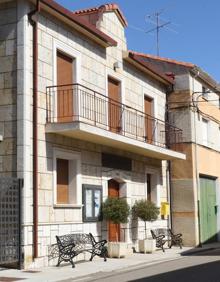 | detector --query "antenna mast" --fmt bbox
[145,10,173,56]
